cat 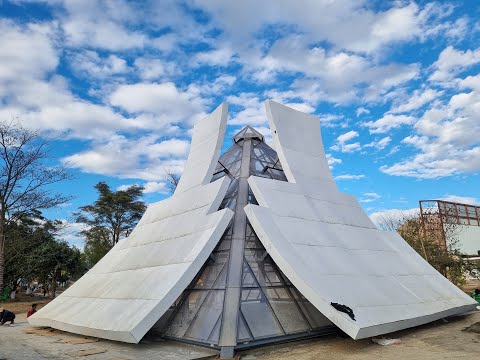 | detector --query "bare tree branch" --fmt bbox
[164,168,180,195]
[0,120,73,291]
